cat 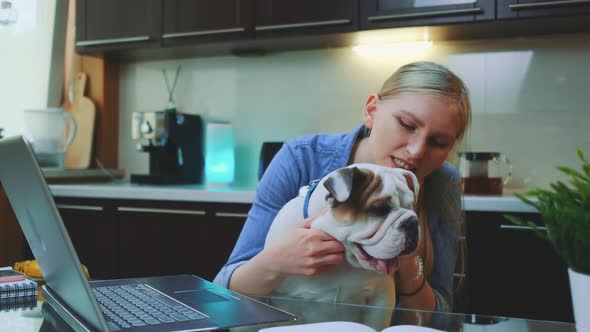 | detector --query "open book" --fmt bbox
[260,322,444,332]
